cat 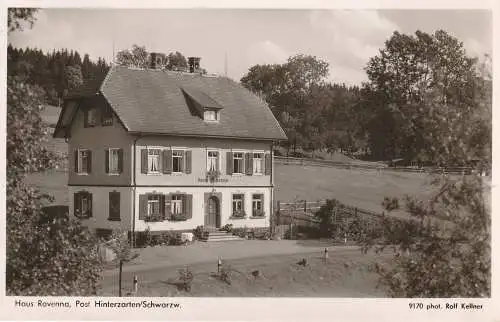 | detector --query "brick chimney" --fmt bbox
[150,52,163,69]
[188,57,201,73]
